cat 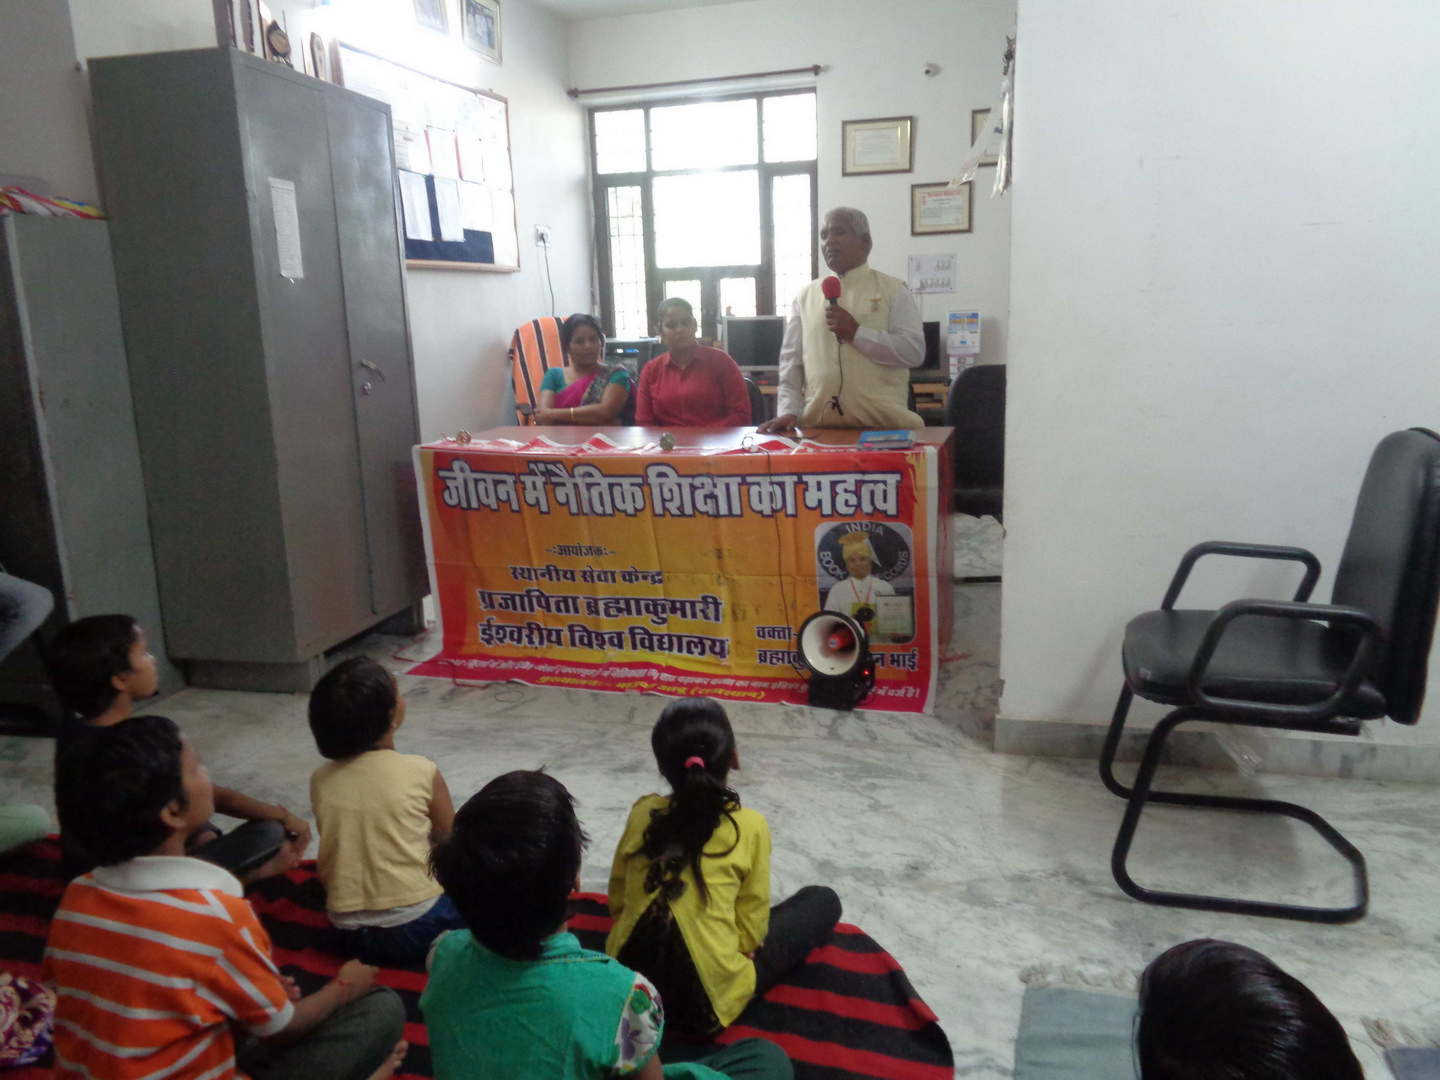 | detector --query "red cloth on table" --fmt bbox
[635,345,751,427]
